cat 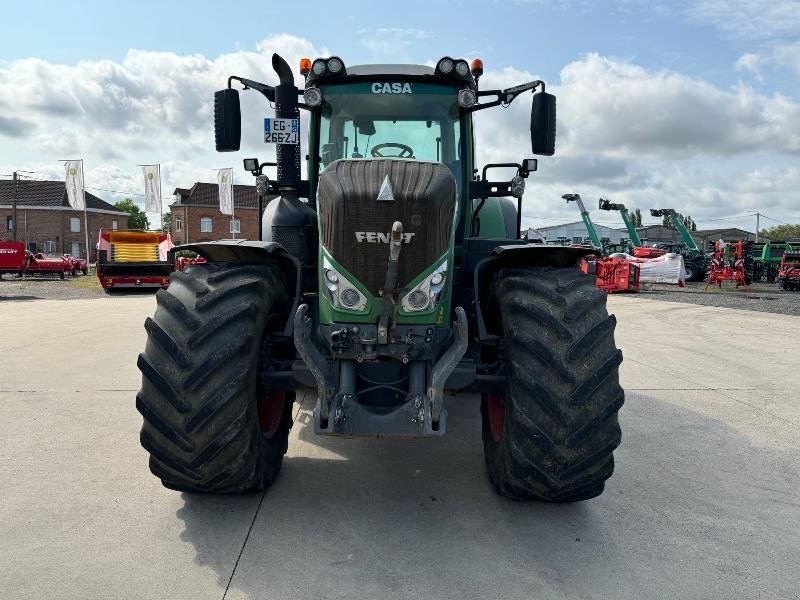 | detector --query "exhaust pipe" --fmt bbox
[271,53,300,192]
